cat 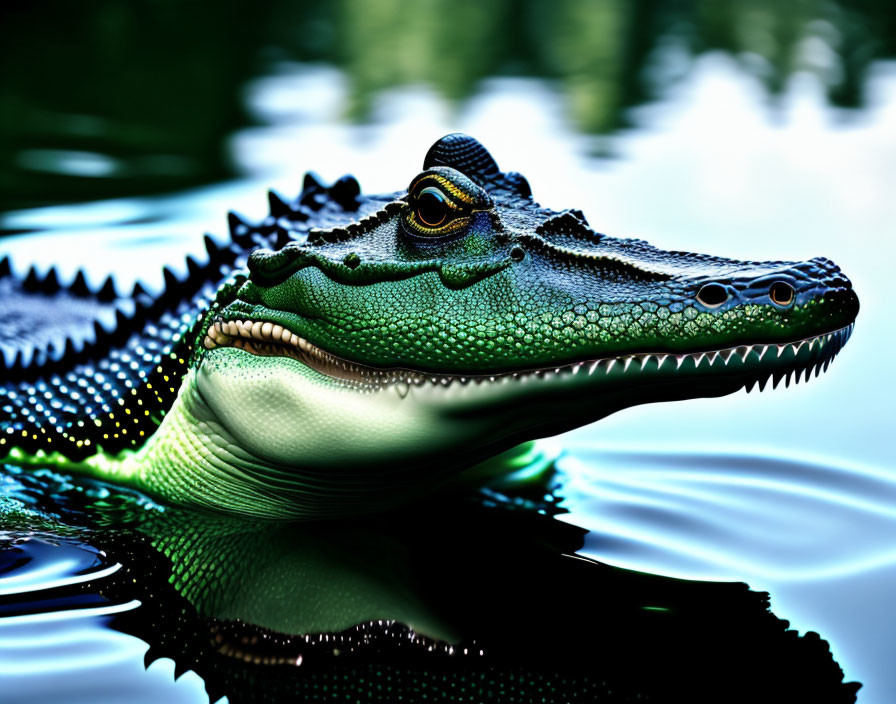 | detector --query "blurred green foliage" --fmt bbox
[1,0,893,211]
